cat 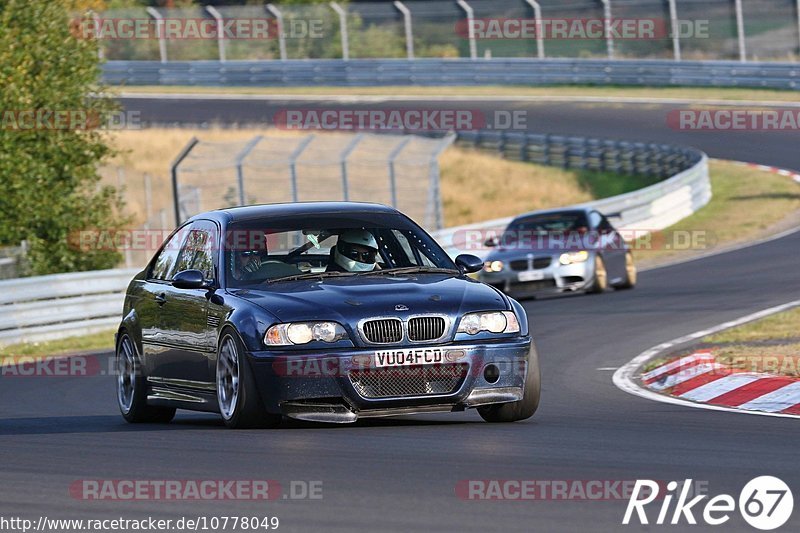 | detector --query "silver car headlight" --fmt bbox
[264,322,348,346]
[559,250,589,265]
[457,311,520,335]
